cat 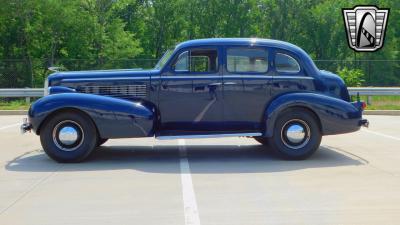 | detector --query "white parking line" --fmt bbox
[0,123,20,131]
[362,128,400,141]
[178,139,201,225]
